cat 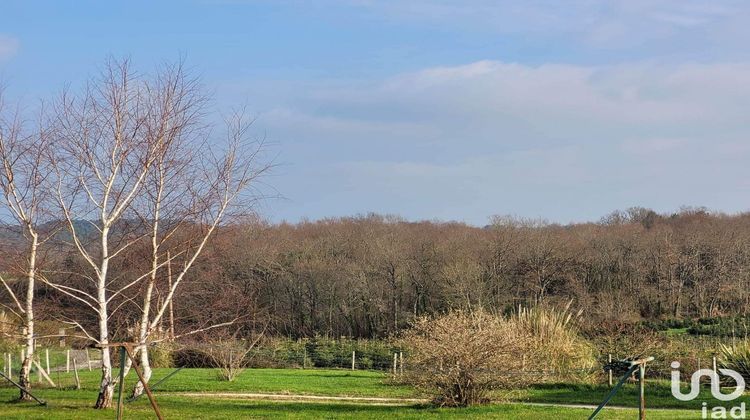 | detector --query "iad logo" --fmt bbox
[671,361,746,419]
